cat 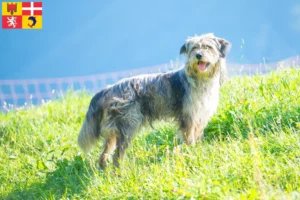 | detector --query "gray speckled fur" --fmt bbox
[78,33,231,169]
